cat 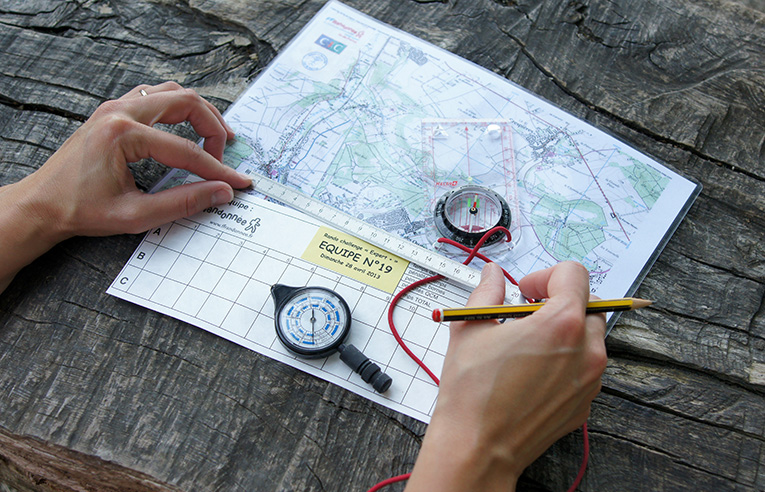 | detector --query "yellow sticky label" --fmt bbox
[302,226,409,294]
